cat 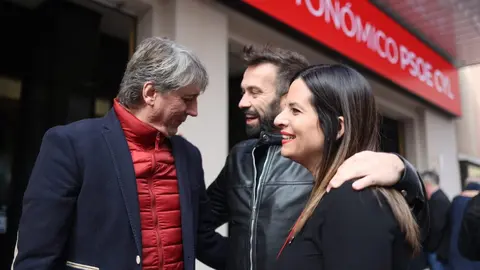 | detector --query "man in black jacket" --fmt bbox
[207,45,428,270]
[410,171,451,270]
